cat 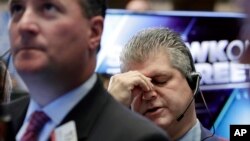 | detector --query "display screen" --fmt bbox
[96,9,249,139]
